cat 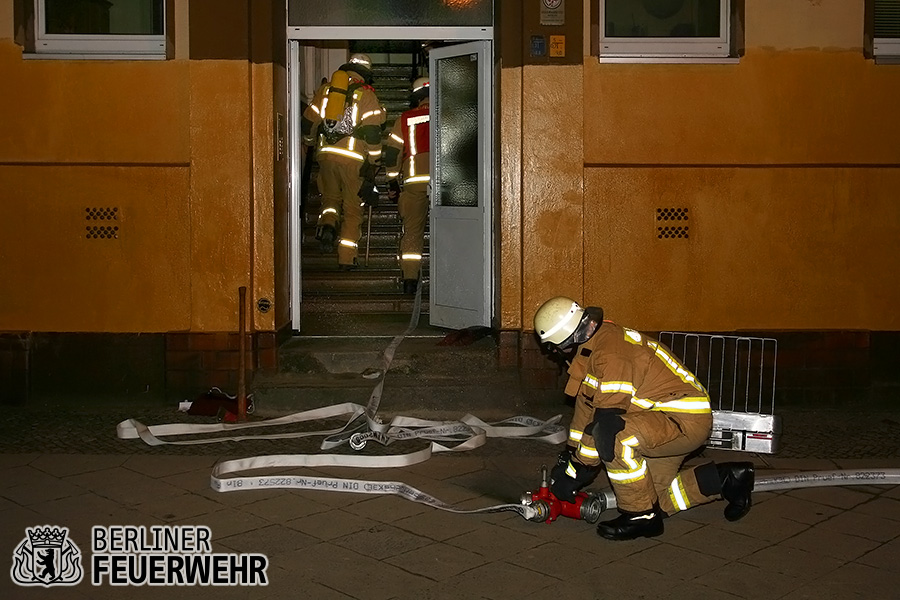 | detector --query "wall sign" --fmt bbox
[549,35,565,57]
[540,0,565,26]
